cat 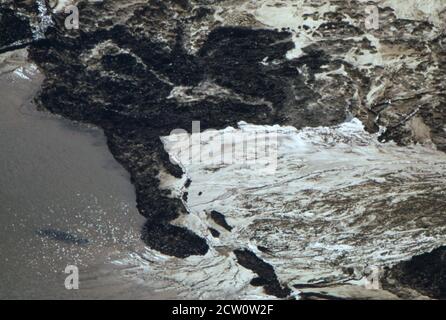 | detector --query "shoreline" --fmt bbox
[0,51,173,299]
